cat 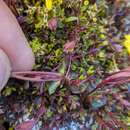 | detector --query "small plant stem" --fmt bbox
[65,54,72,78]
